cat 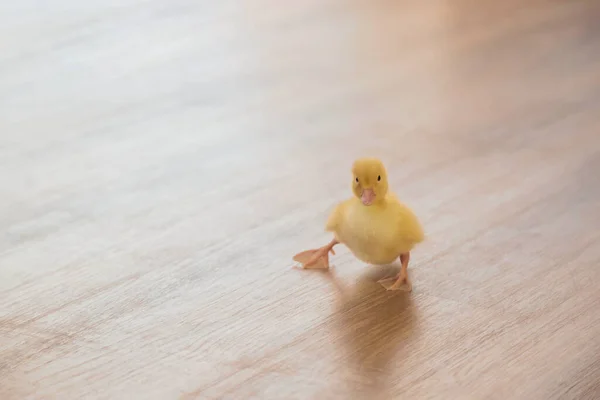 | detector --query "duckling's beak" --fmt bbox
[361,188,376,206]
